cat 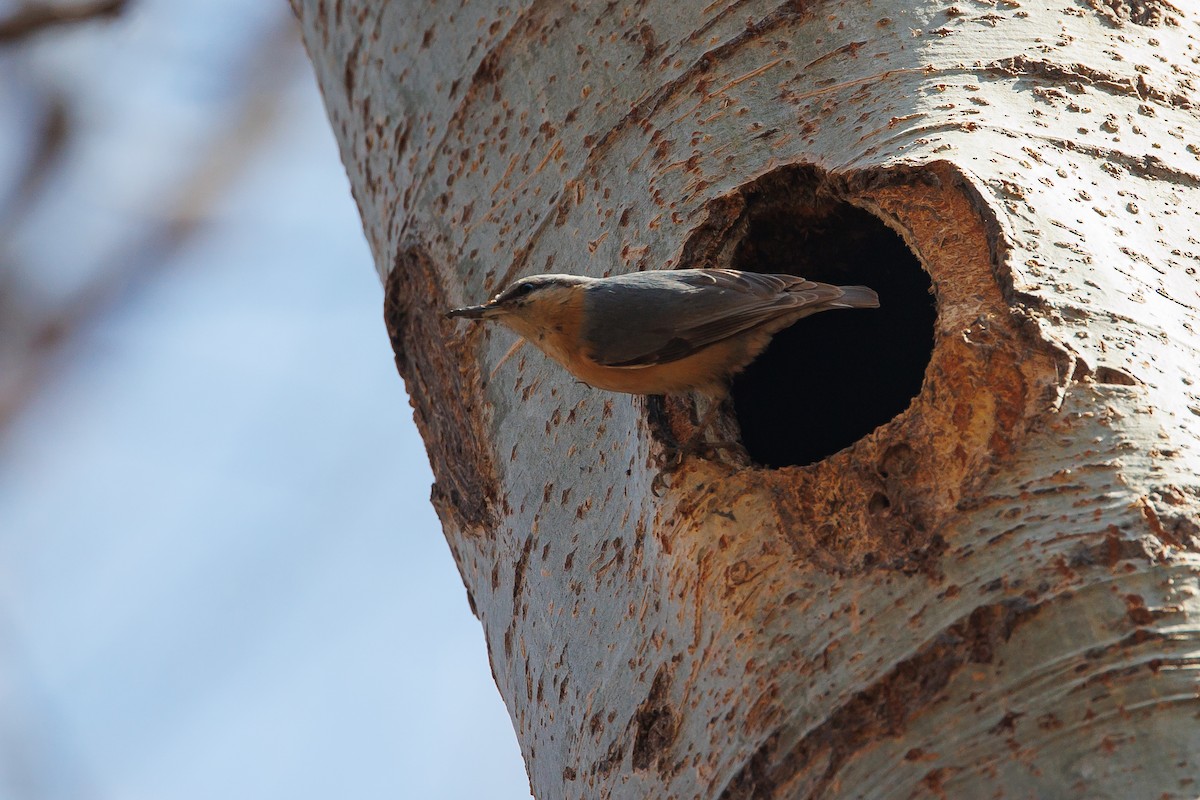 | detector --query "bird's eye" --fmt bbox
[513,282,535,297]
